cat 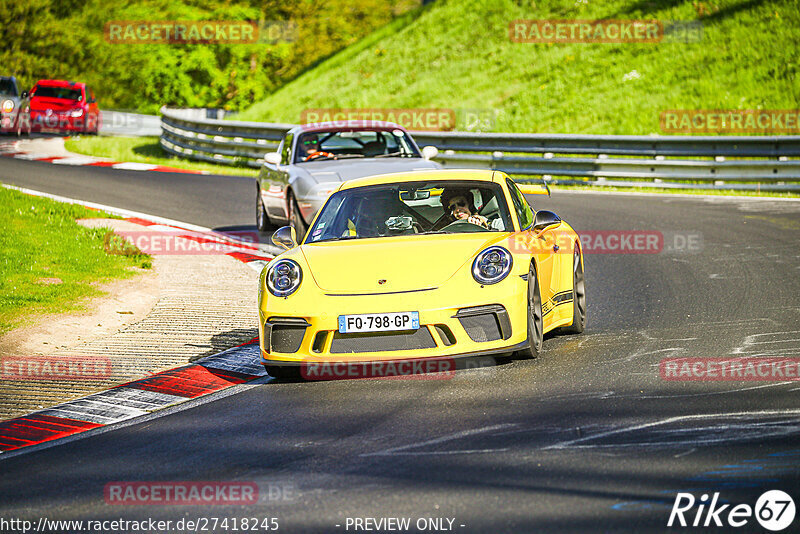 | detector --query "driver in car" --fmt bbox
[300,134,334,161]
[441,188,489,229]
